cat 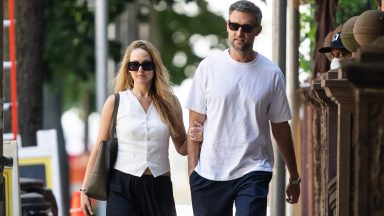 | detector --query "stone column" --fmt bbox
[322,70,355,216]
[313,77,338,216]
[298,76,338,216]
[298,86,320,216]
[346,47,384,216]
